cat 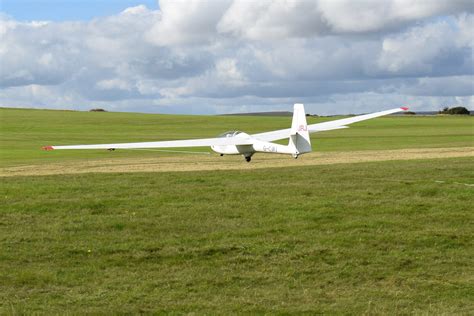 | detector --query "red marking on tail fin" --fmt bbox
[42,146,54,151]
[401,106,409,111]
